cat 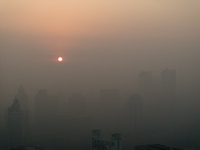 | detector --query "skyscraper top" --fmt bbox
[18,85,25,94]
[8,98,20,112]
